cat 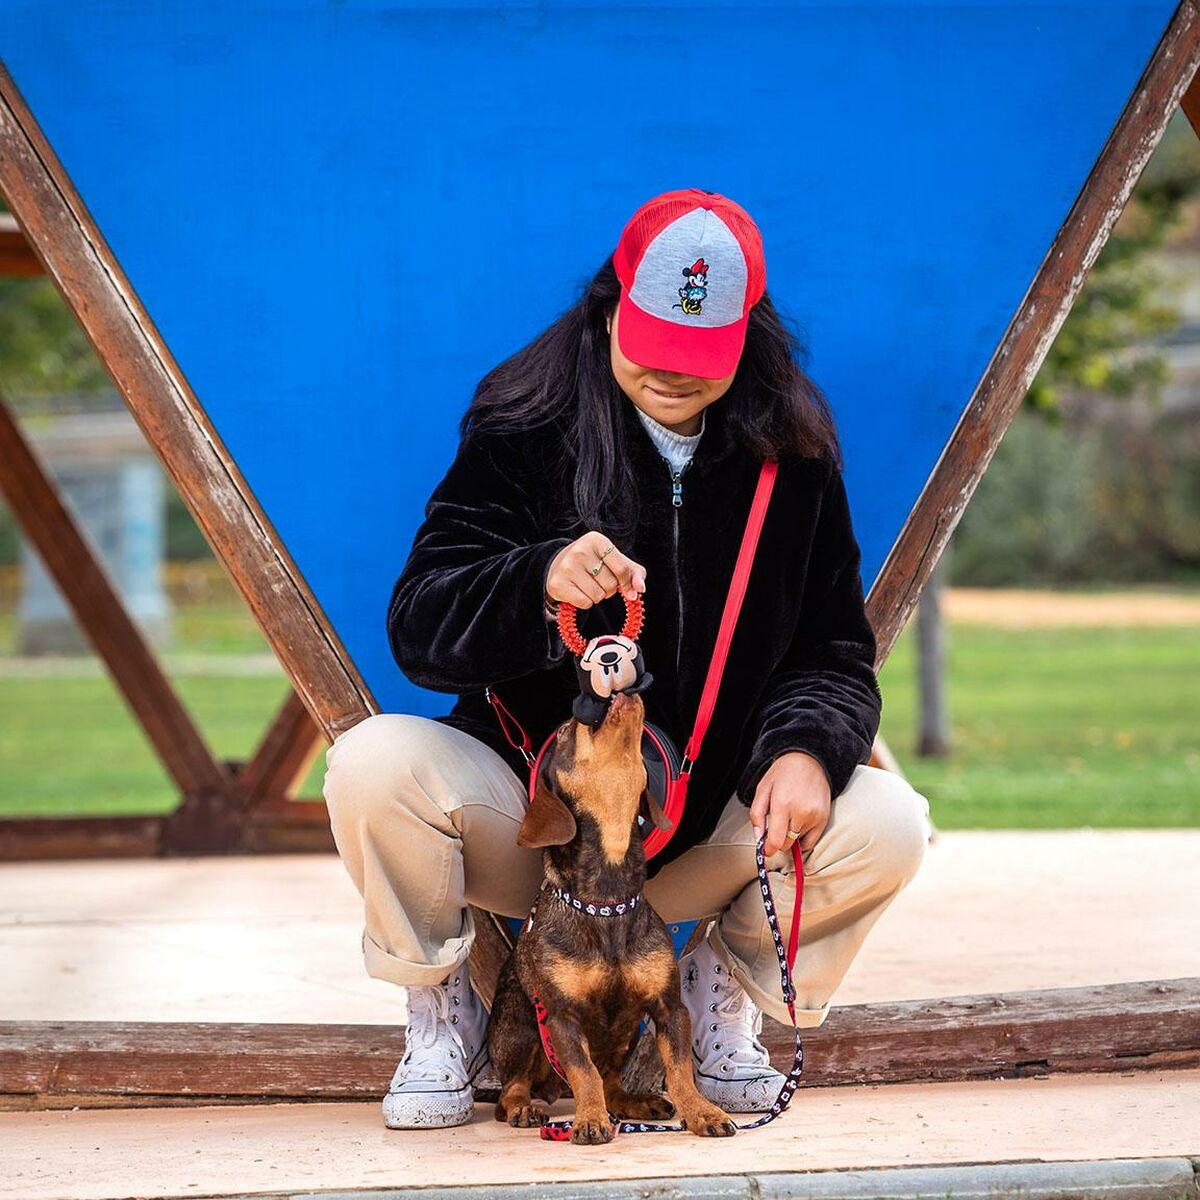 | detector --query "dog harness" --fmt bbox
[525,836,805,1142]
